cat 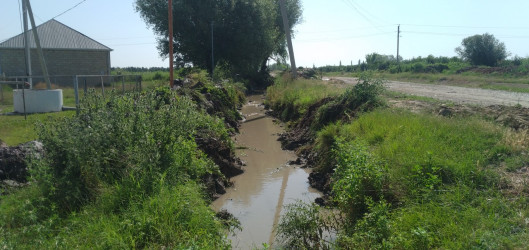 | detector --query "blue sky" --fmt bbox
[1,0,529,68]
